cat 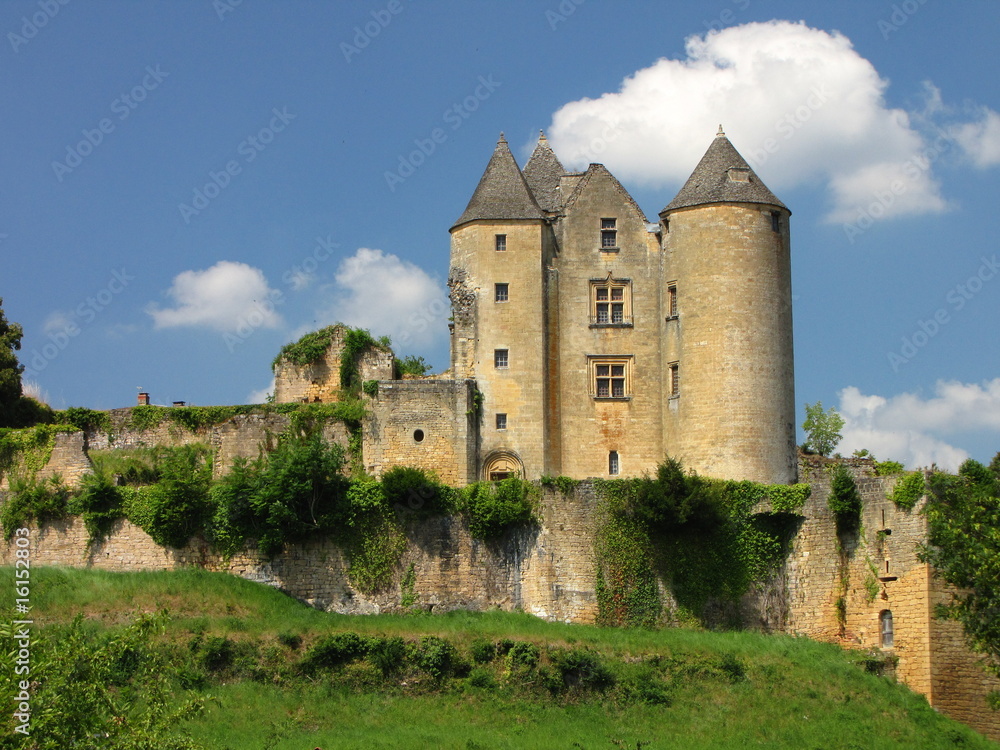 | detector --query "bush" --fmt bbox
[136,444,213,549]
[416,636,466,680]
[1,476,69,538]
[381,466,452,516]
[889,471,925,510]
[367,636,407,676]
[460,477,537,539]
[395,355,431,378]
[299,632,369,674]
[549,648,614,691]
[468,667,498,689]
[69,471,124,543]
[828,464,862,535]
[506,641,540,671]
[630,458,724,531]
[470,639,497,664]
